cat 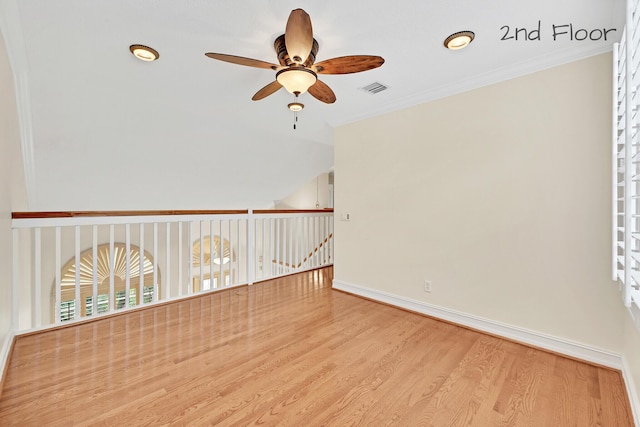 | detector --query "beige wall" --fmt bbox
[335,54,627,353]
[0,28,26,364]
